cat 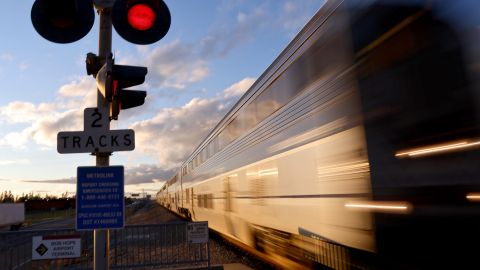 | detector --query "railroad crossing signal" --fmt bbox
[34,1,168,268]
[96,55,148,120]
[31,0,95,44]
